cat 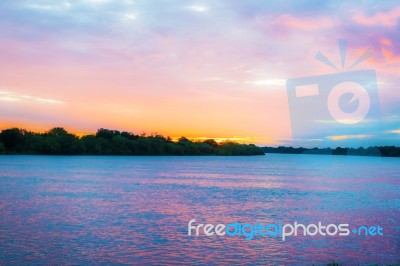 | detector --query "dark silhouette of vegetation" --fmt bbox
[0,127,265,156]
[262,146,400,157]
